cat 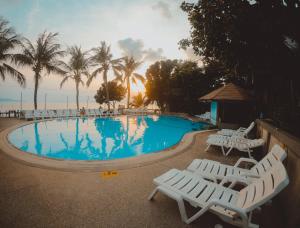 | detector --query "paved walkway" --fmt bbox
[0,118,283,228]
